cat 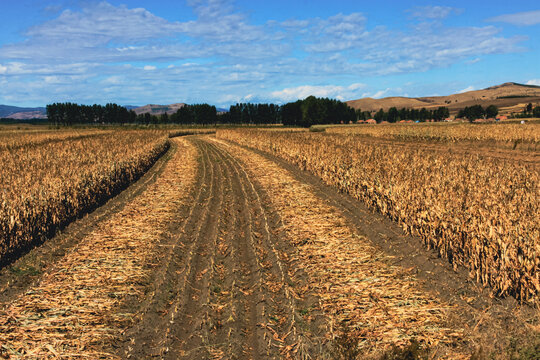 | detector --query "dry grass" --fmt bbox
[0,130,172,264]
[0,138,198,358]
[217,129,539,304]
[0,129,113,150]
[326,122,540,144]
[212,138,467,358]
